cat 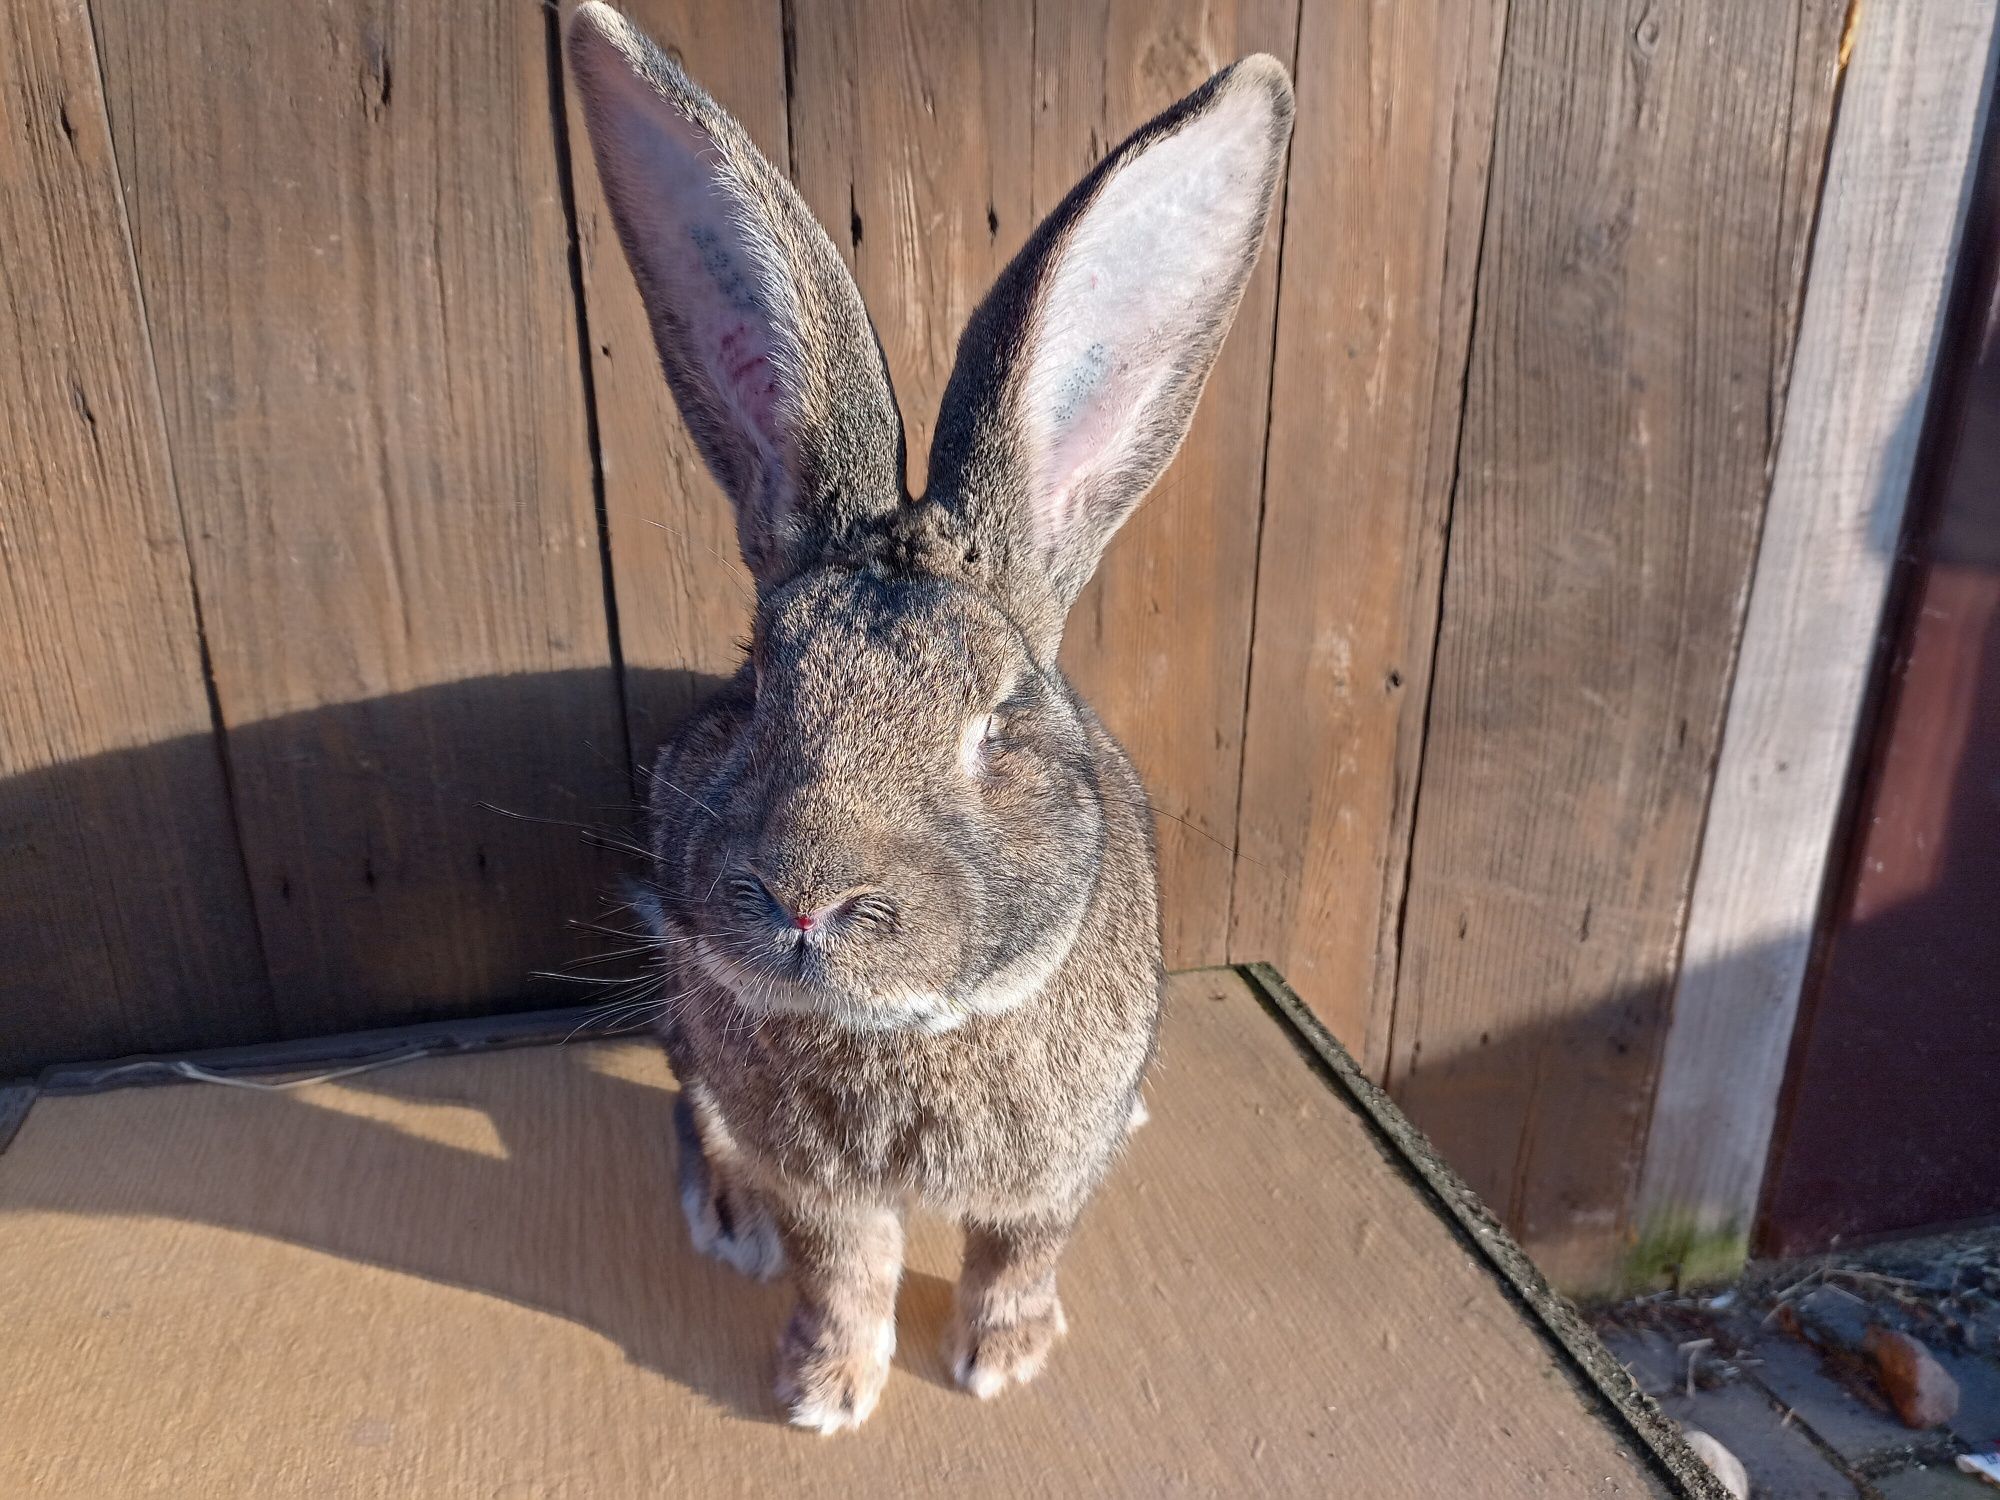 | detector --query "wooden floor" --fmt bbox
[0,970,1692,1497]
